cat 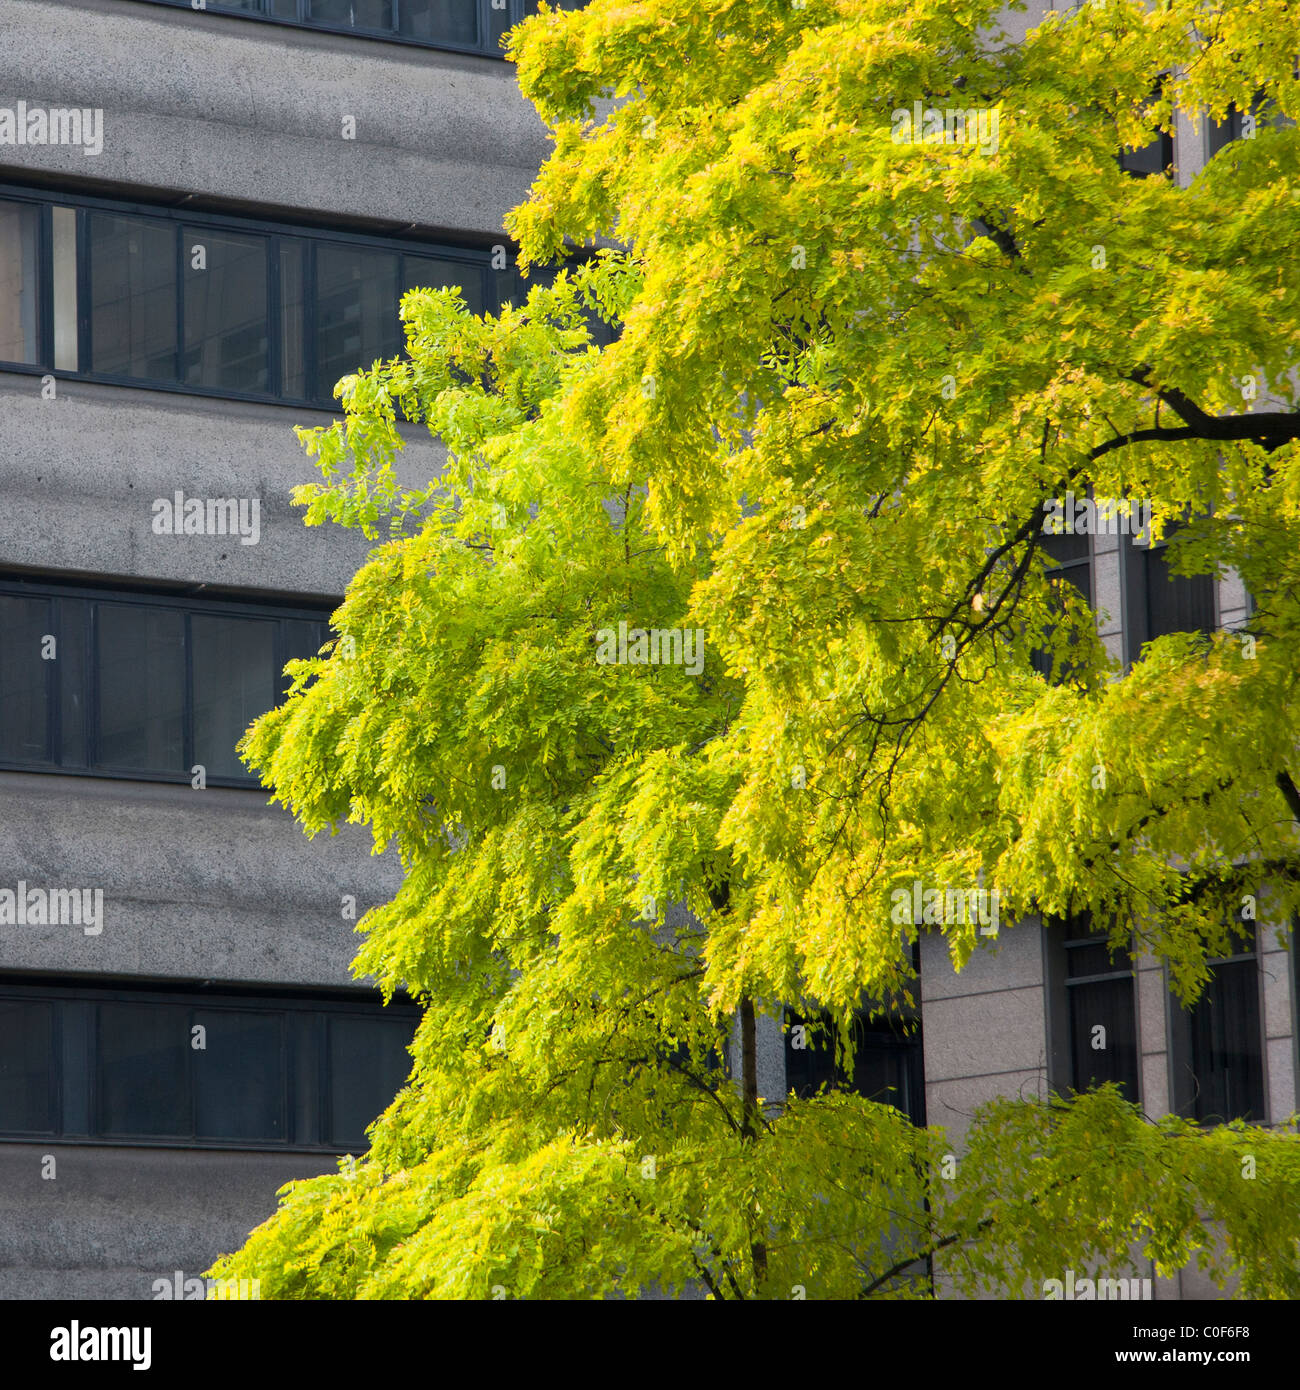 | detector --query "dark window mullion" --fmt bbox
[183,612,194,776]
[47,596,60,767]
[75,207,90,376]
[268,234,282,399]
[188,1008,198,1141]
[174,223,185,386]
[305,238,319,405]
[37,203,54,368]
